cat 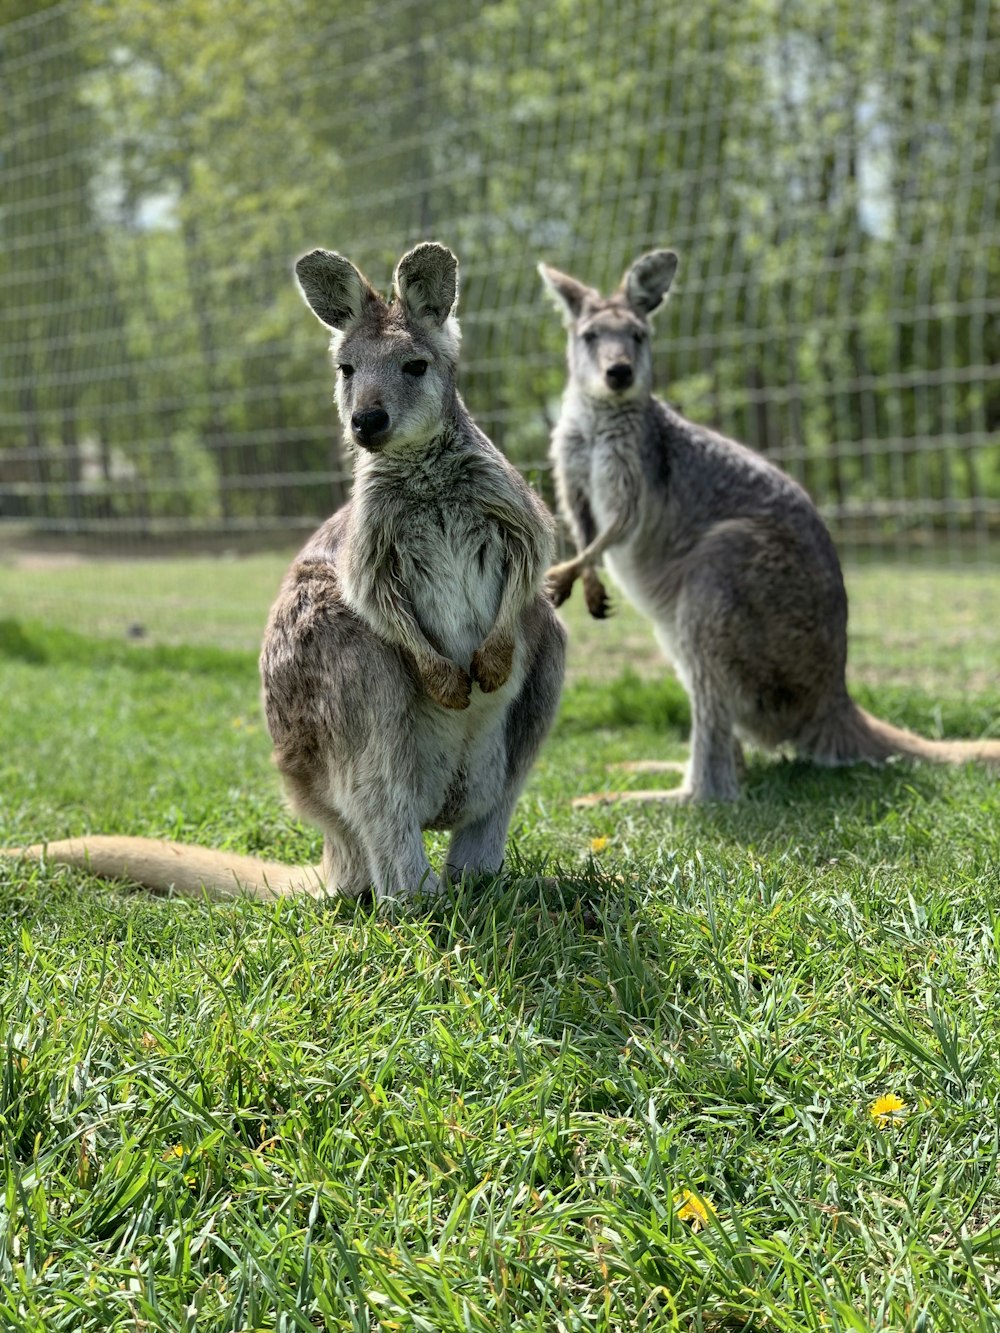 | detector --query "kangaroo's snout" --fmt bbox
[352,407,391,447]
[605,363,634,391]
